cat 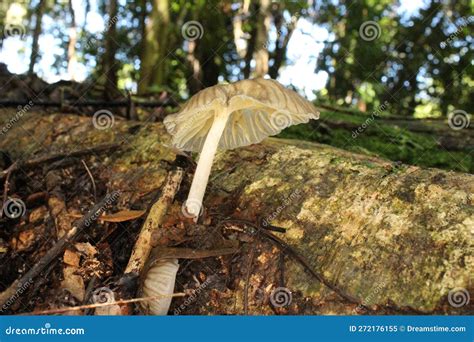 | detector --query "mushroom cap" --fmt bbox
[164,78,319,152]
